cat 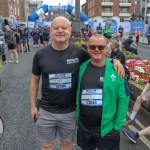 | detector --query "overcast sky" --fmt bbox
[43,0,86,6]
